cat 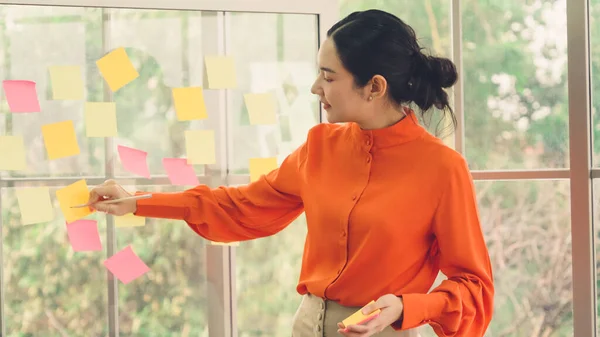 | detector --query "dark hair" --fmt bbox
[327,9,458,135]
